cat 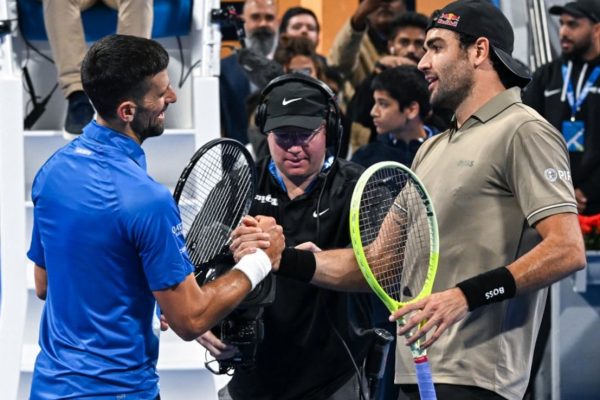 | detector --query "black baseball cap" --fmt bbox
[549,0,600,23]
[428,0,531,88]
[262,78,328,132]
